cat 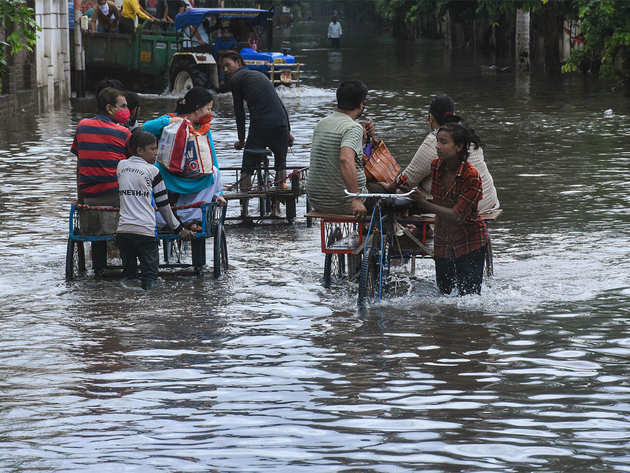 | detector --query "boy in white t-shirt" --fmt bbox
[116,130,193,289]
